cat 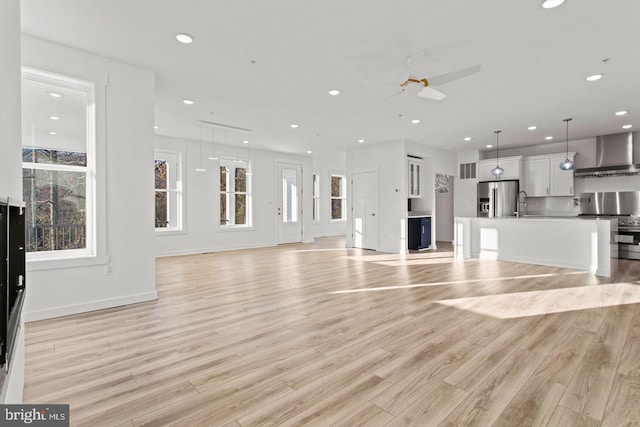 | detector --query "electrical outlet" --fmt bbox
[104,264,114,275]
